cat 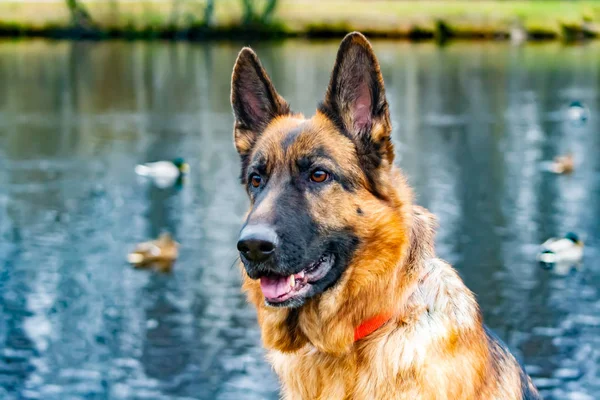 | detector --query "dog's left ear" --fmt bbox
[320,32,394,166]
